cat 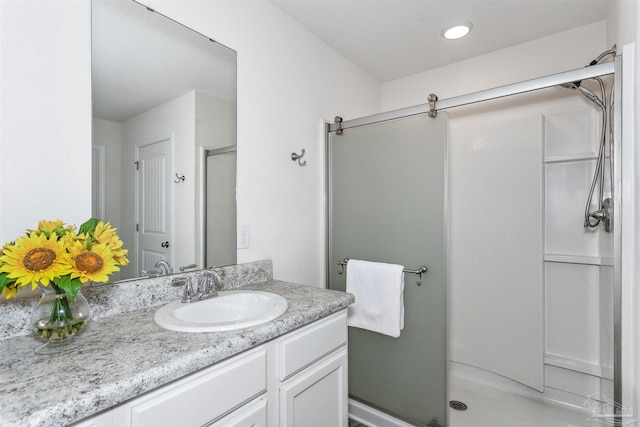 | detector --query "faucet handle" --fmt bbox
[202,269,221,295]
[171,277,188,286]
[171,277,195,303]
[143,268,162,277]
